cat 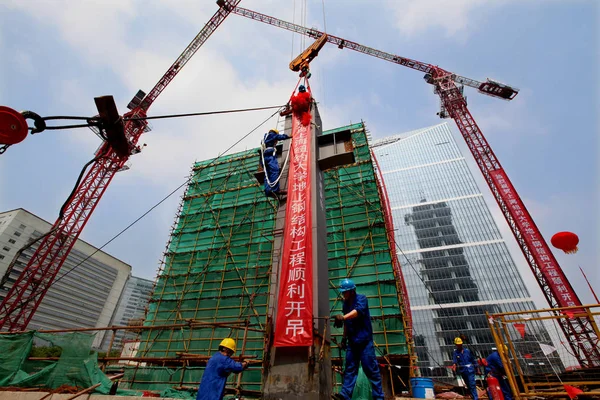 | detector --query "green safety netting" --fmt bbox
[0,331,144,396]
[352,367,374,400]
[0,123,409,397]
